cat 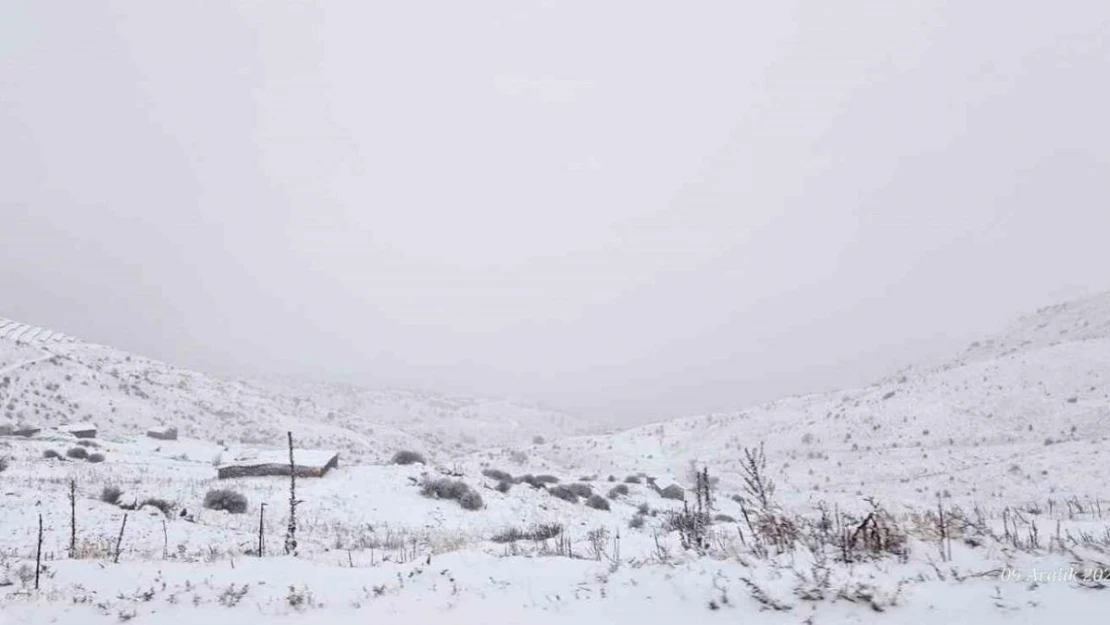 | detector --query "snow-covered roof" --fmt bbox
[219,449,338,470]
